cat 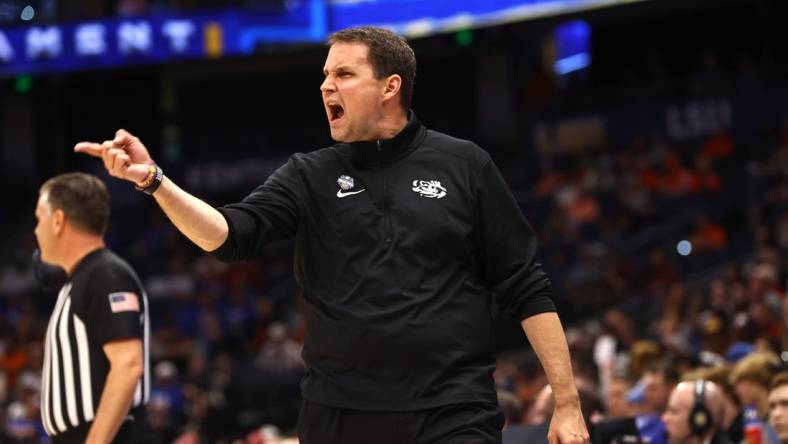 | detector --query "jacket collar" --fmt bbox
[343,110,425,168]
